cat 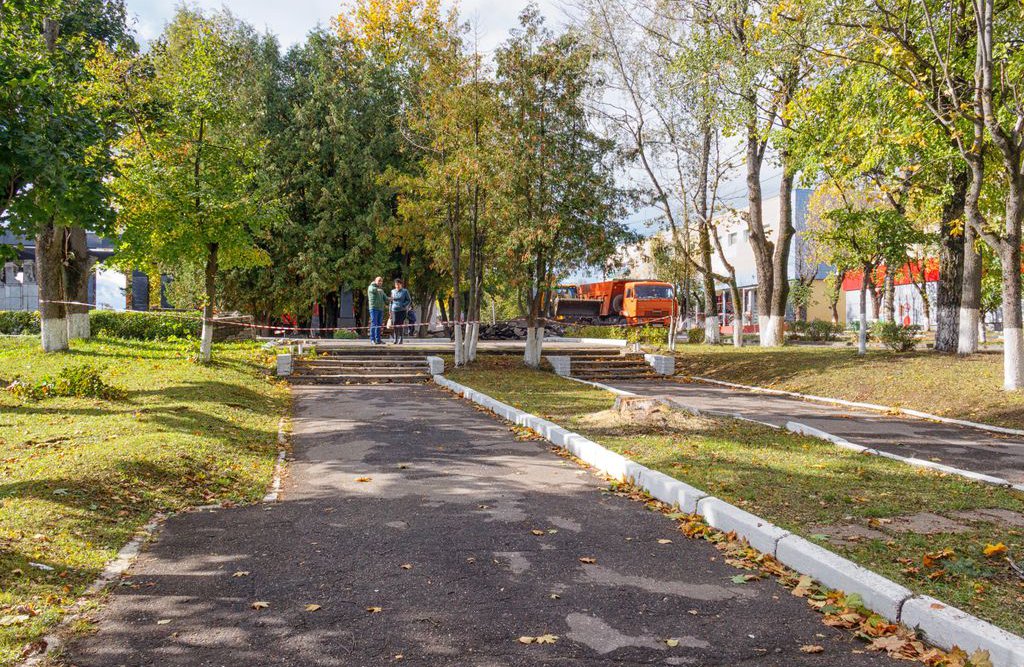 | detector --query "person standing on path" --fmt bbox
[390,278,411,344]
[367,276,387,345]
